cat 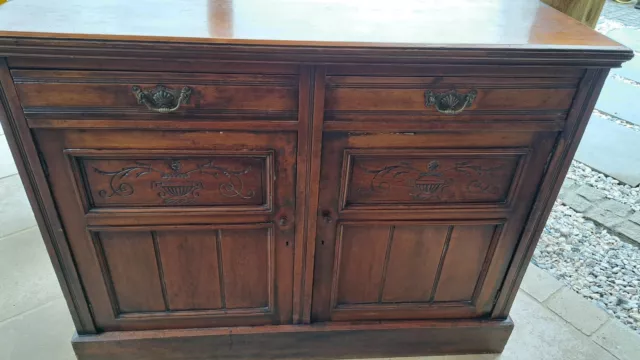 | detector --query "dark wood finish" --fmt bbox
[155,230,223,310]
[0,59,96,332]
[12,70,299,121]
[0,0,632,359]
[34,129,295,331]
[72,318,514,360]
[325,76,578,123]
